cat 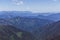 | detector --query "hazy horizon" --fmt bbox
[0,11,60,13]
